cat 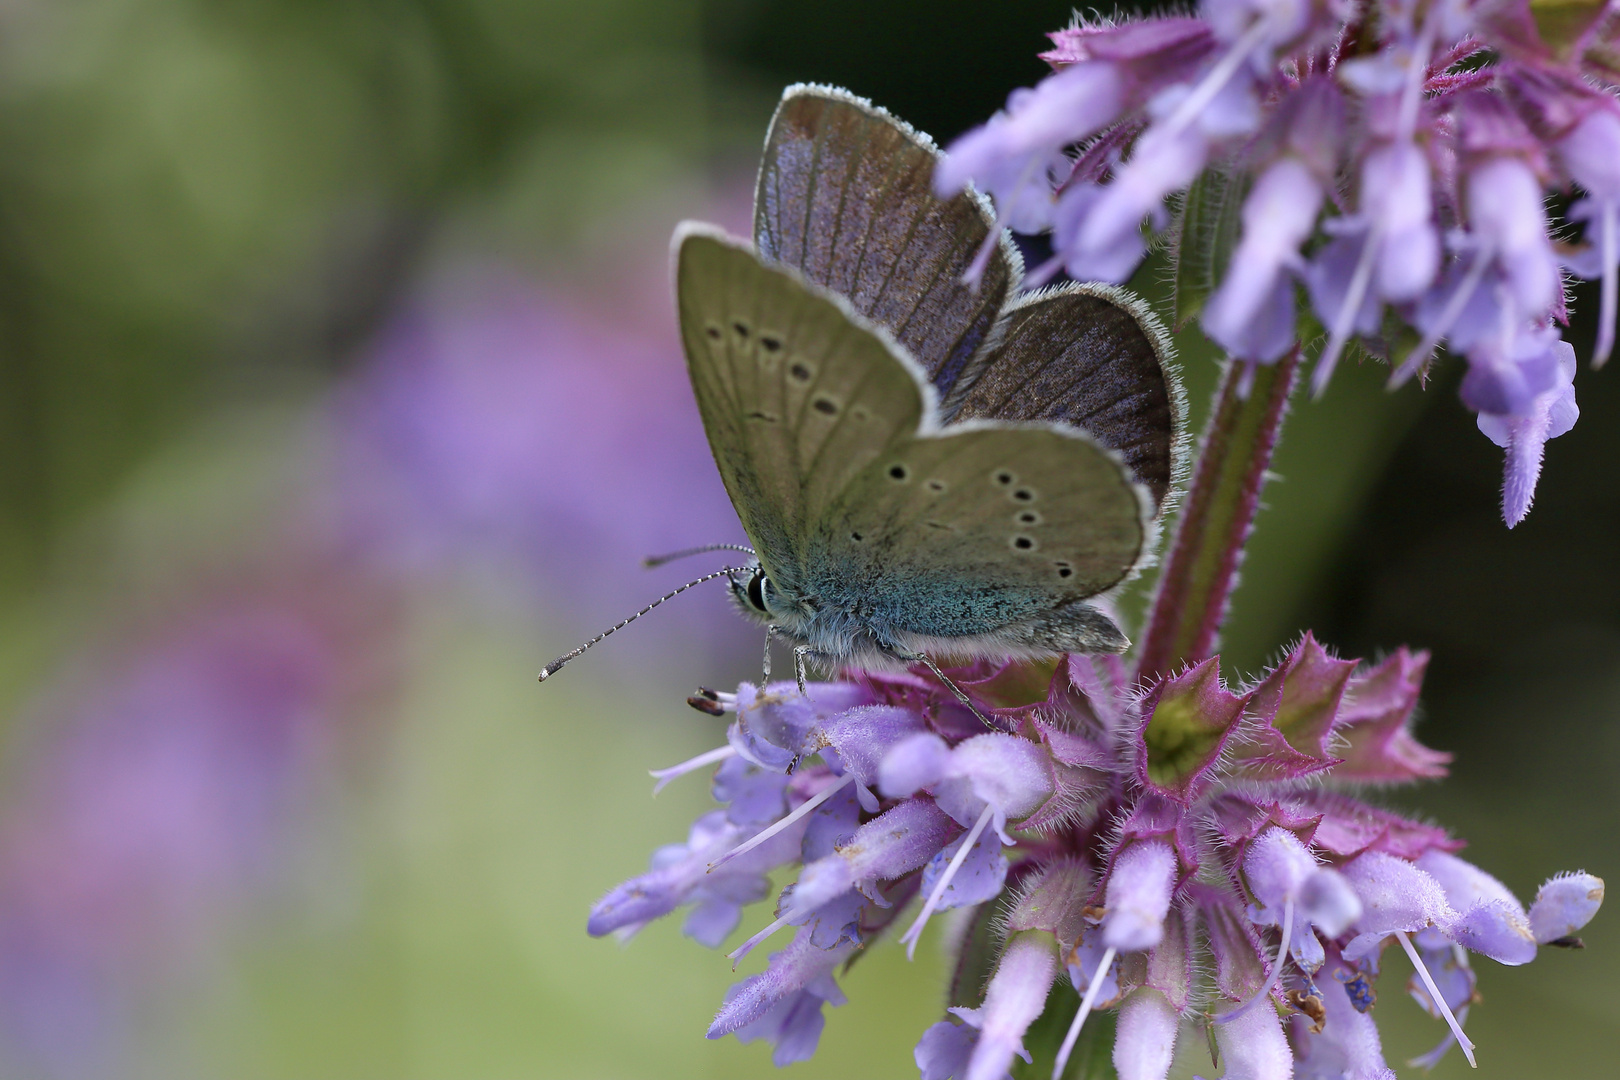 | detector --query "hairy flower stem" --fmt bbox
[1135,348,1300,685]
